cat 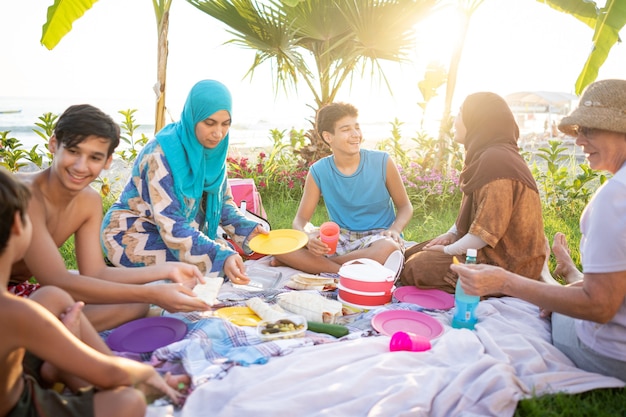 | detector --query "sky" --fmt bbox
[1,0,625,138]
